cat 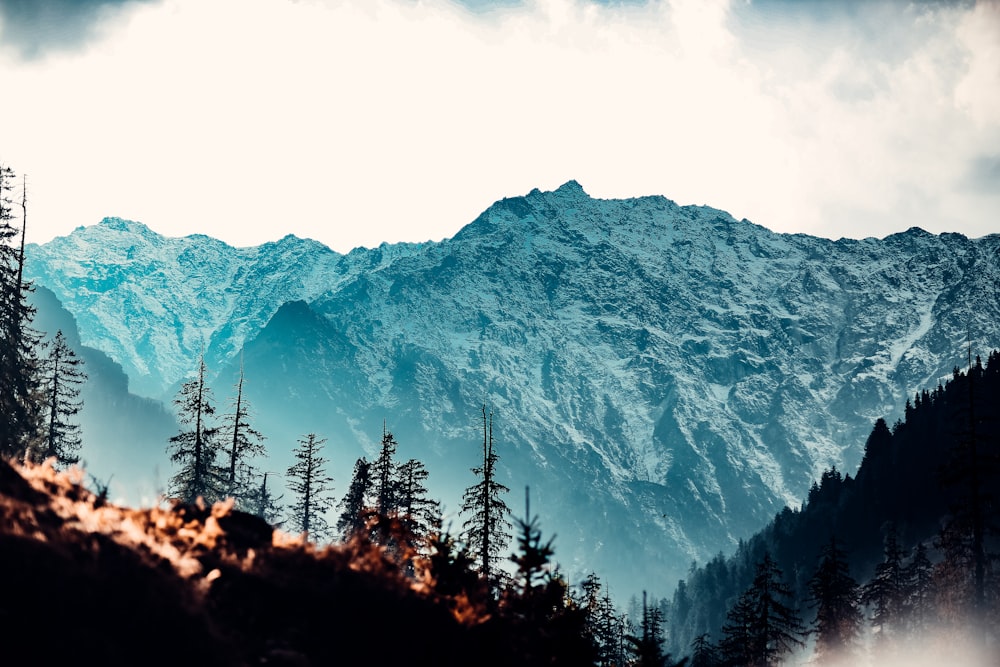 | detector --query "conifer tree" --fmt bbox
[337,456,372,540]
[167,355,223,504]
[503,489,598,666]
[372,424,398,517]
[901,541,933,634]
[688,633,719,667]
[861,525,905,643]
[33,330,86,467]
[938,350,998,640]
[627,591,686,667]
[460,404,511,591]
[719,588,756,666]
[221,361,265,504]
[396,457,441,544]
[0,164,40,461]
[424,526,481,603]
[580,573,628,667]
[286,433,334,541]
[509,487,555,600]
[720,553,803,667]
[245,471,283,526]
[808,536,862,661]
